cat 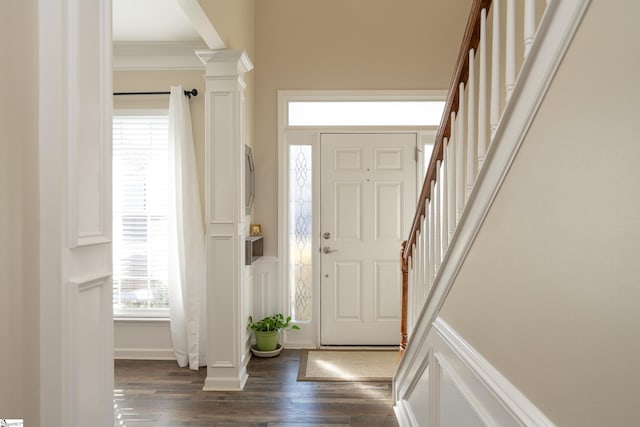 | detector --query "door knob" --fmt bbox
[322,246,338,254]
